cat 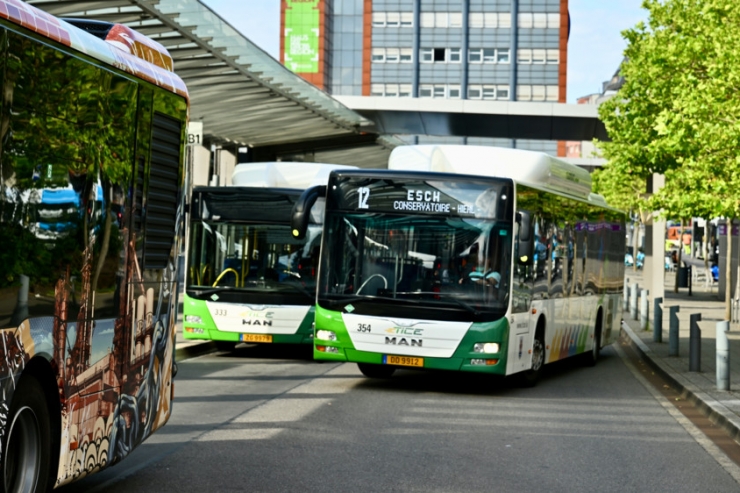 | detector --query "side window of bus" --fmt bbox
[1,32,93,324]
